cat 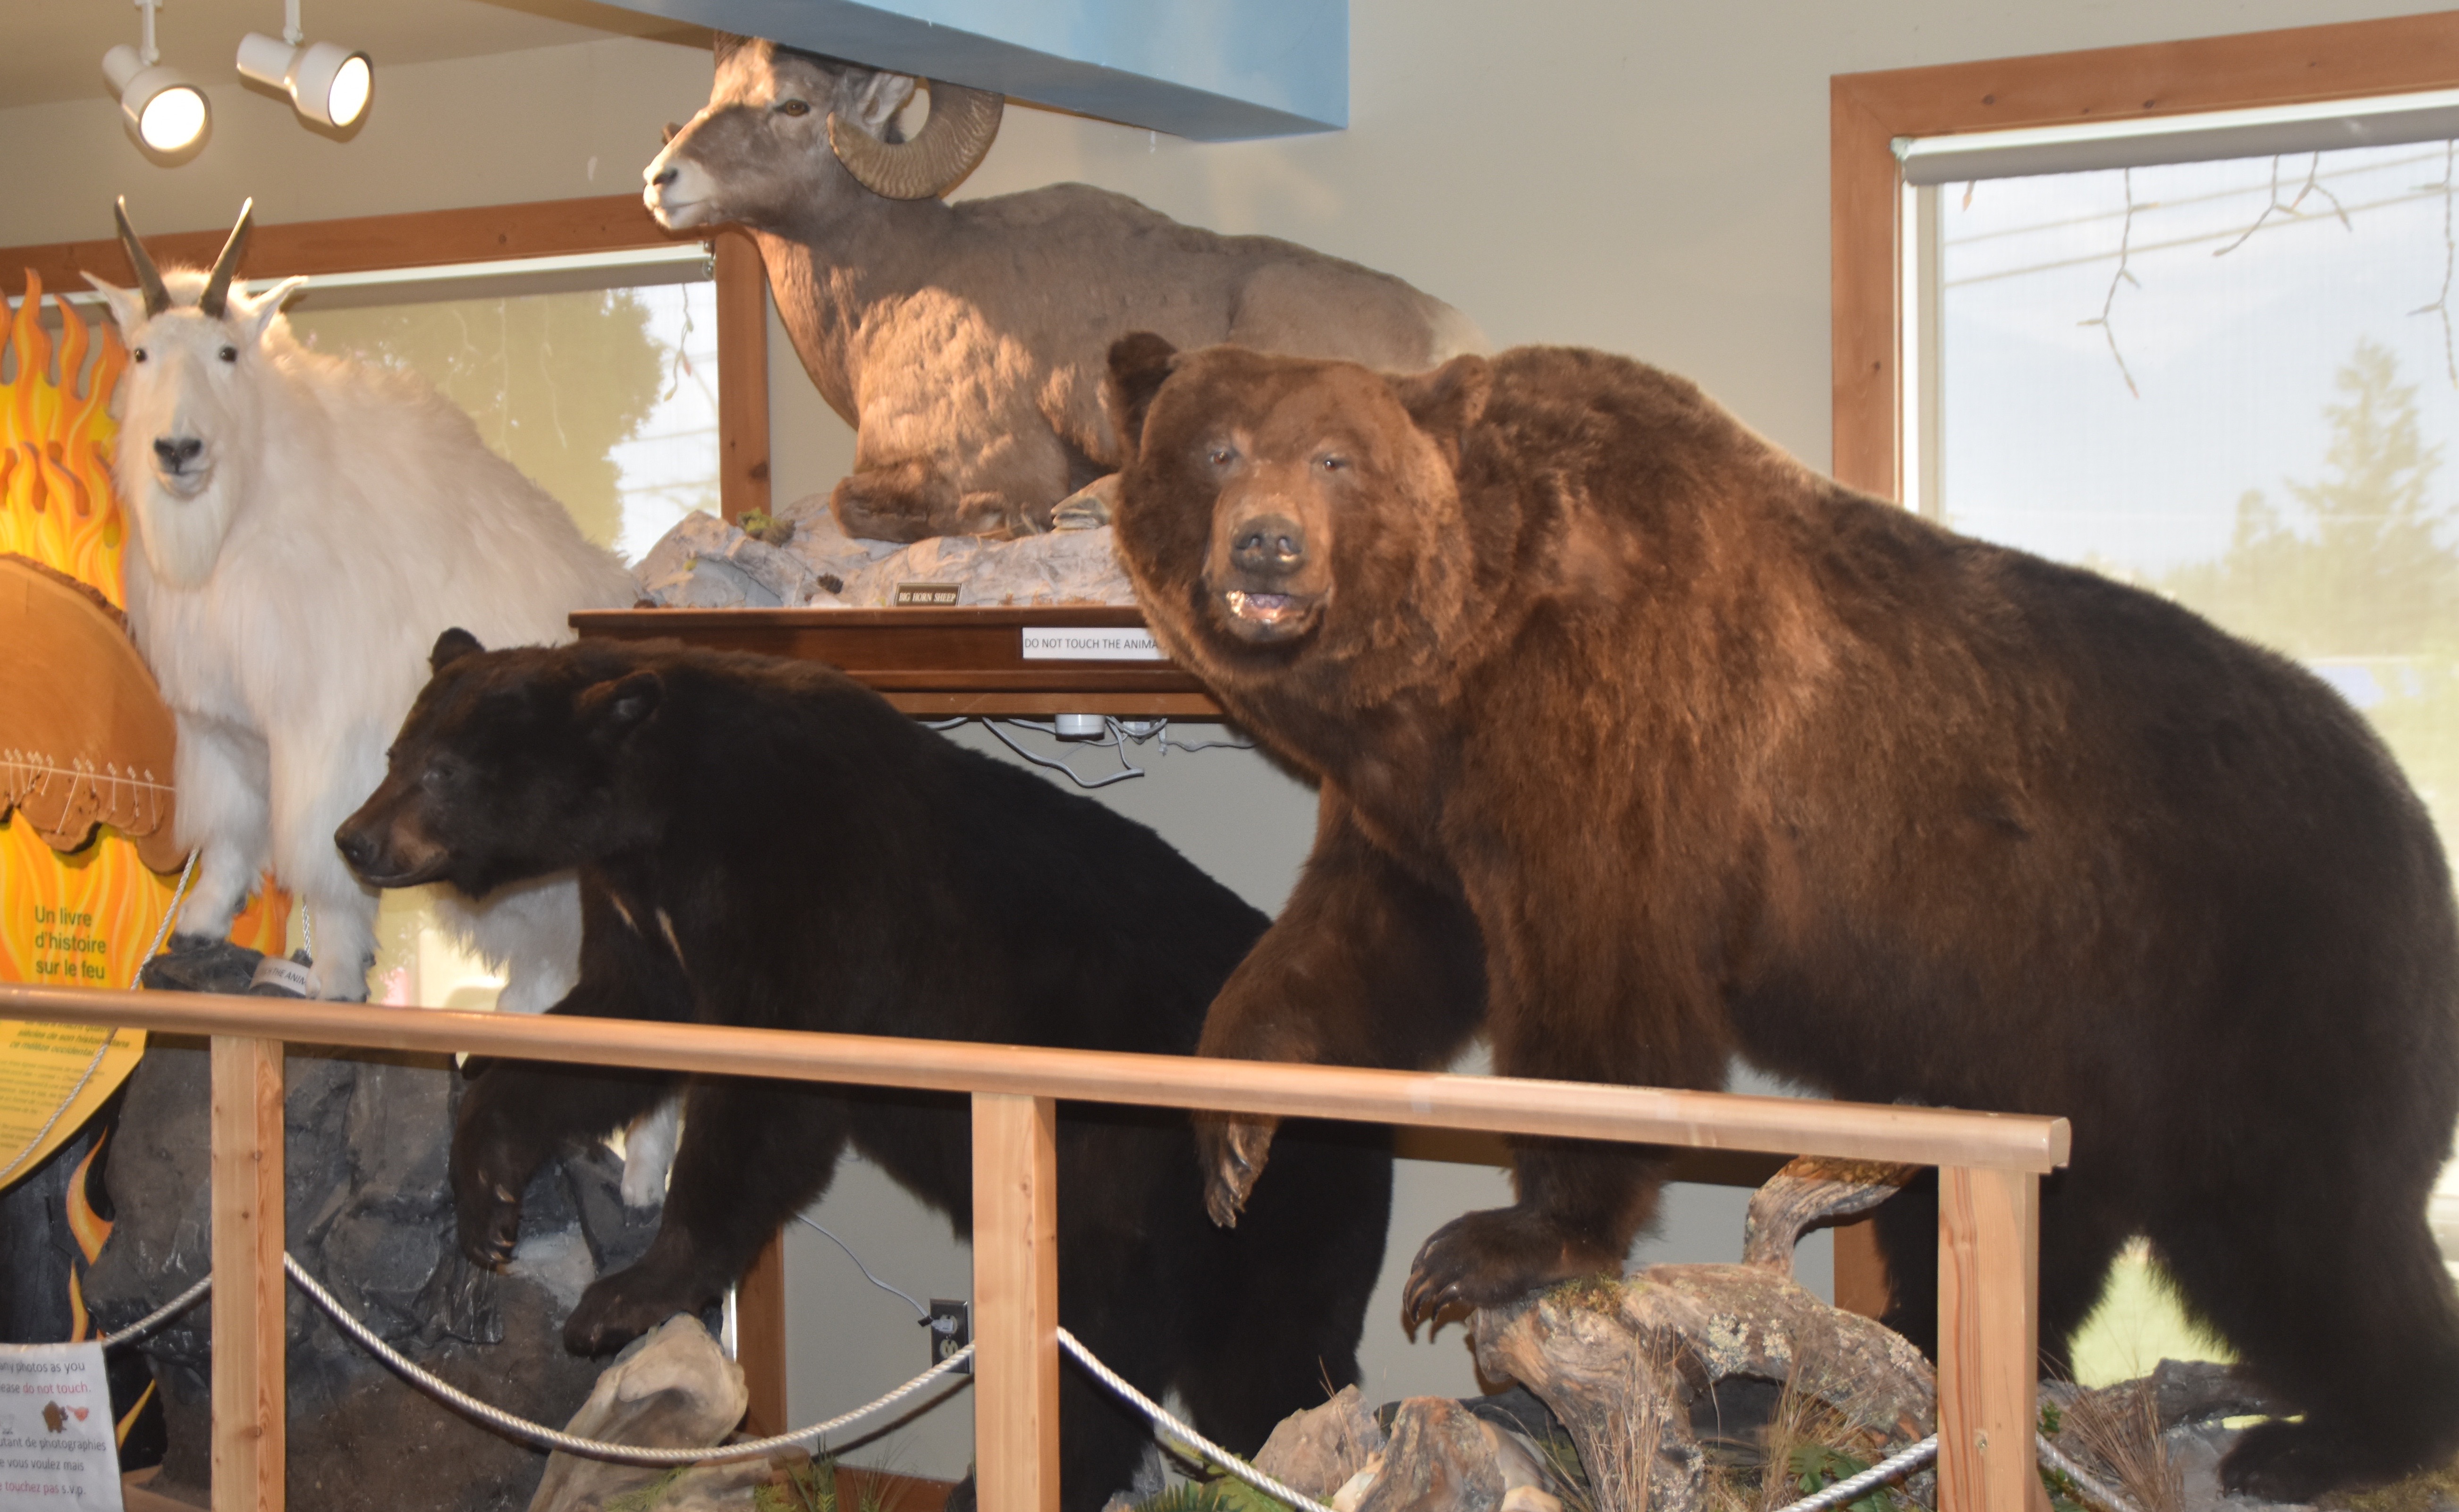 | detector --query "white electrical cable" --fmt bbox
[794,1212,928,1318]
